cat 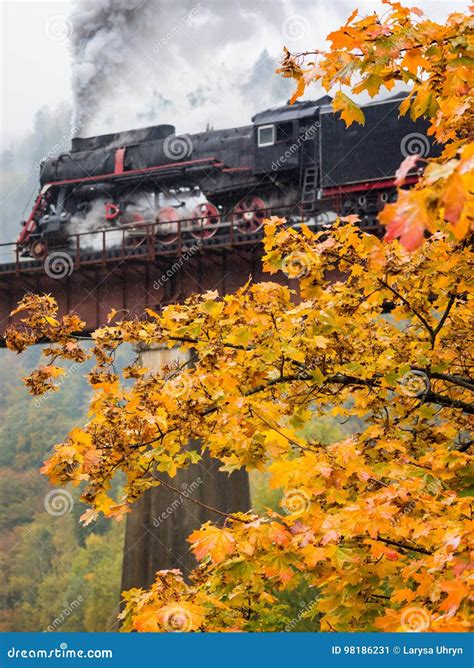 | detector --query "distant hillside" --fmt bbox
[0,344,132,631]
